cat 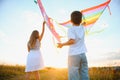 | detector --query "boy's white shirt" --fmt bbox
[68,25,87,55]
